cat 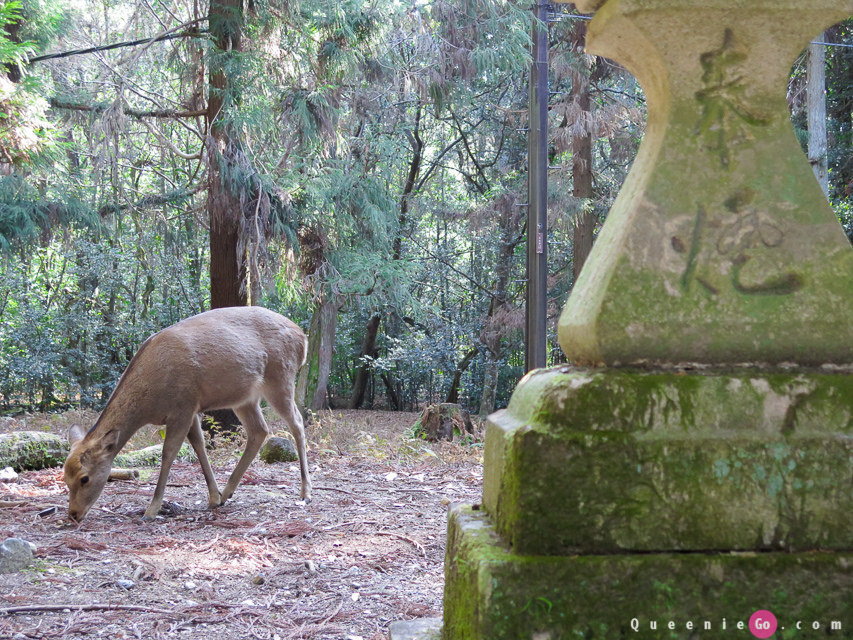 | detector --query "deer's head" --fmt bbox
[64,424,120,522]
